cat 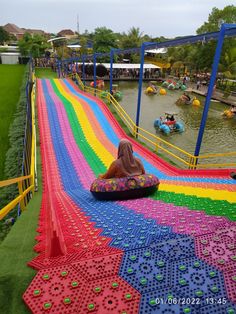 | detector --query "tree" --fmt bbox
[93,27,118,53]
[18,33,50,57]
[120,27,144,49]
[197,5,236,34]
[0,27,10,45]
[195,5,236,74]
[119,27,147,62]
